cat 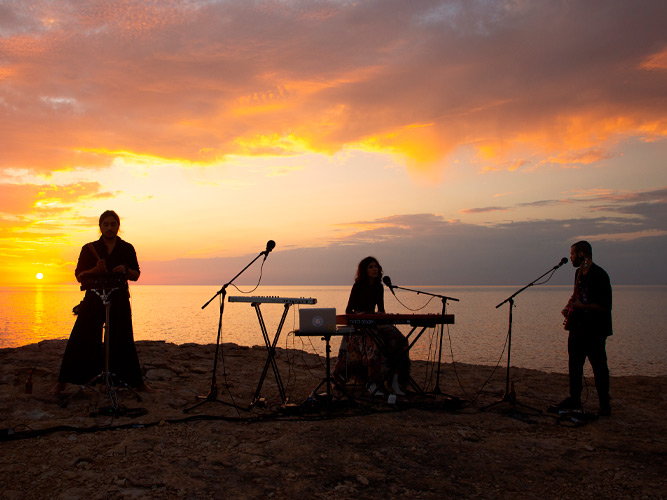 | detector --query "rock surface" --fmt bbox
[1,340,665,499]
